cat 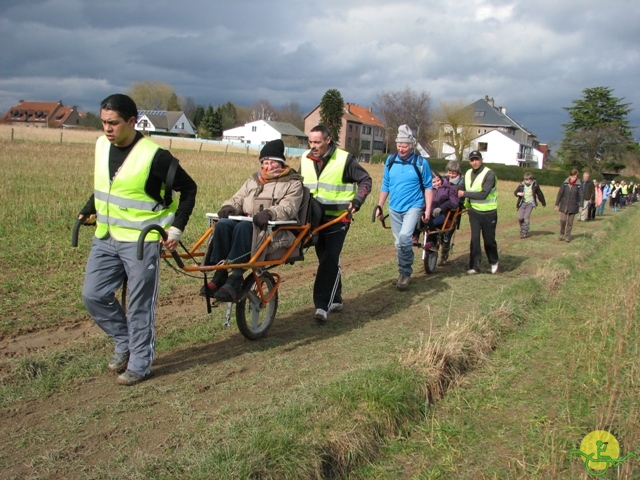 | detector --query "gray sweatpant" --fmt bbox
[82,236,161,376]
